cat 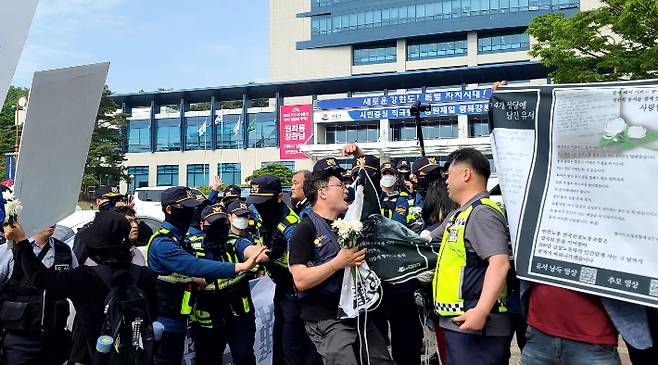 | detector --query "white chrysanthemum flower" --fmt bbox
[332,218,363,248]
[2,191,22,225]
[627,125,647,139]
[604,117,627,137]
